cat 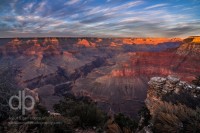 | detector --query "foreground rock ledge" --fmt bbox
[137,75,200,133]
